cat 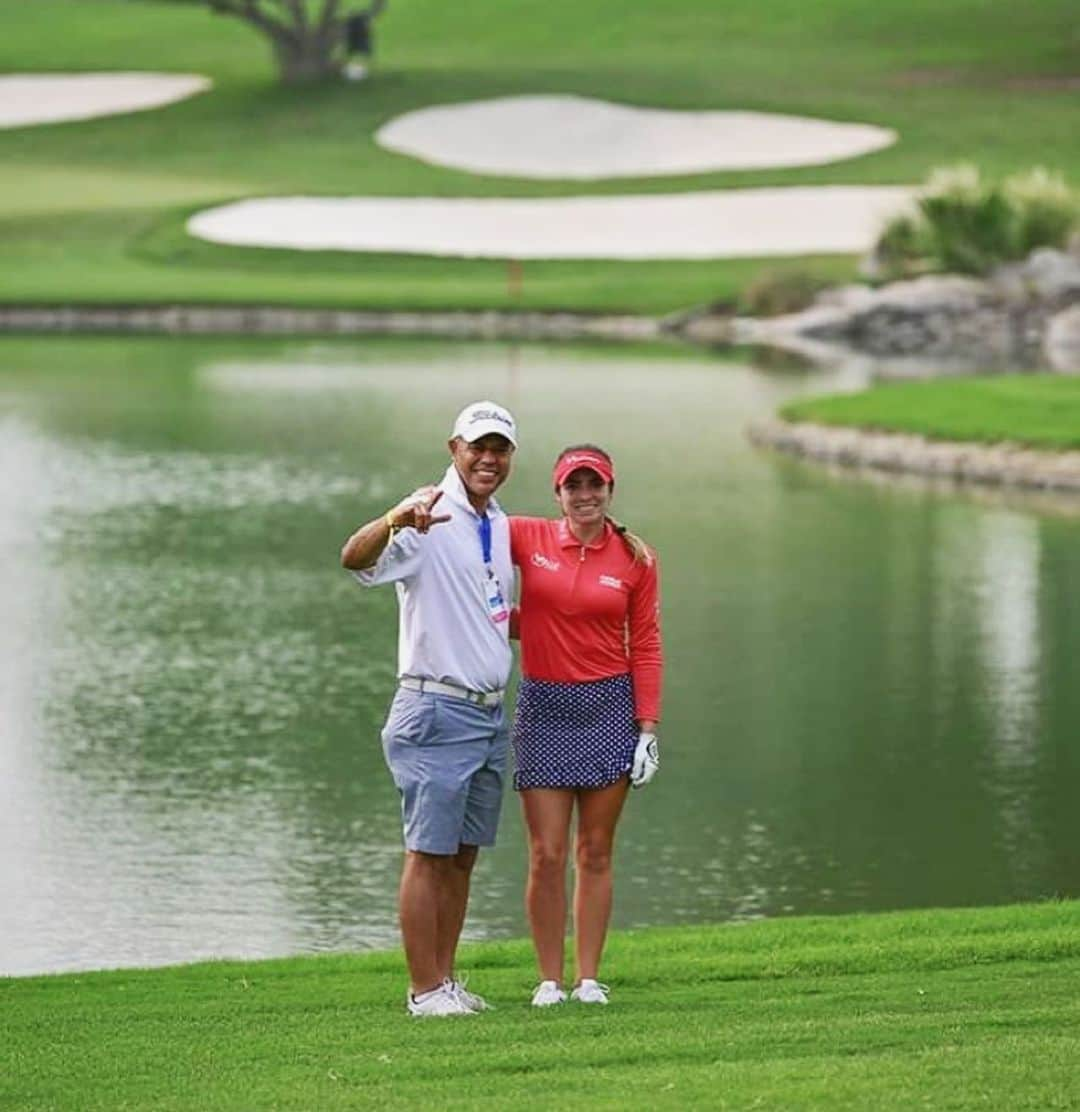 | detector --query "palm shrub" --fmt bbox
[872,213,934,279]
[1006,167,1079,256]
[872,164,1078,279]
[919,164,1018,274]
